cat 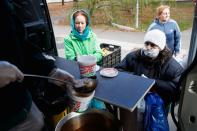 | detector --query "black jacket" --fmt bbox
[116,48,184,105]
[0,0,56,129]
